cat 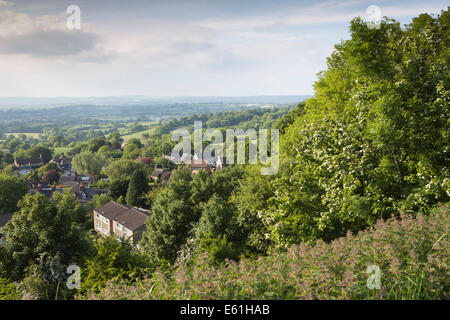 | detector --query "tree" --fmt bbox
[262,11,450,248]
[80,237,151,295]
[139,167,195,263]
[0,191,89,284]
[125,168,149,207]
[122,143,141,160]
[89,193,112,211]
[274,101,306,134]
[0,278,20,300]
[0,174,28,214]
[192,195,241,264]
[230,165,274,255]
[110,178,129,199]
[72,151,105,177]
[43,169,60,185]
[36,162,60,181]
[25,145,53,163]
[139,166,246,263]
[104,159,144,182]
